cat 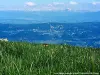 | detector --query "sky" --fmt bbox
[0,0,100,11]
